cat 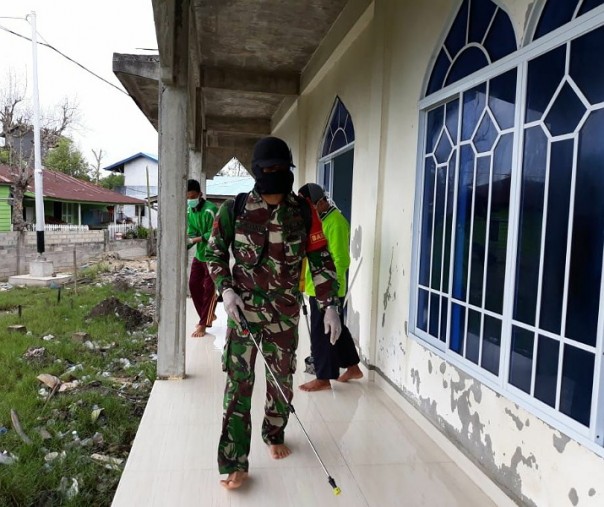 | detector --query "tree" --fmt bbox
[0,73,79,230]
[100,173,124,190]
[90,148,104,184]
[44,137,90,180]
[217,157,249,176]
